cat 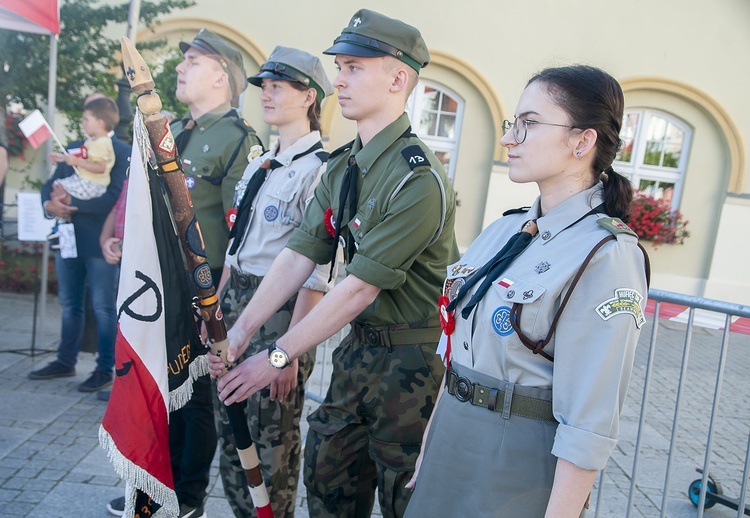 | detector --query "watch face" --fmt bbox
[270,349,288,368]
